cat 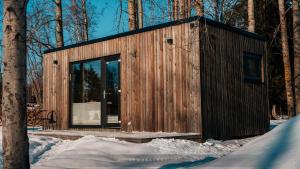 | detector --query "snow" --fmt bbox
[0,117,294,168]
[200,116,300,169]
[32,136,251,169]
[0,127,252,169]
[0,131,61,168]
[270,119,288,130]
